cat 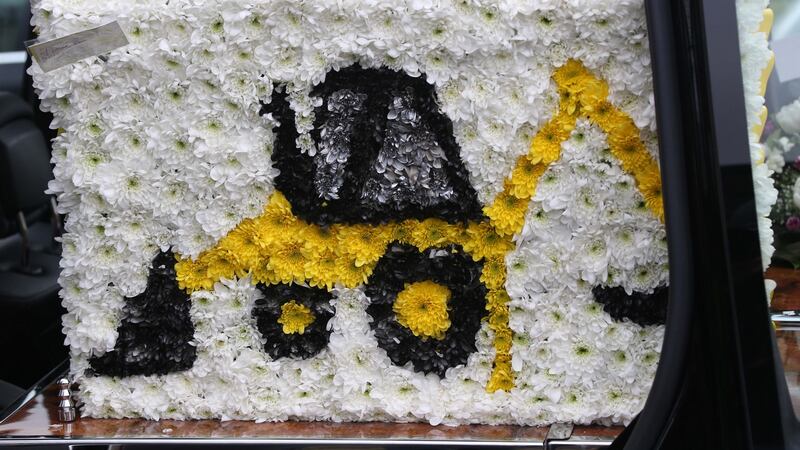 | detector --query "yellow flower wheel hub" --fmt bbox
[393,281,452,340]
[278,300,315,335]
